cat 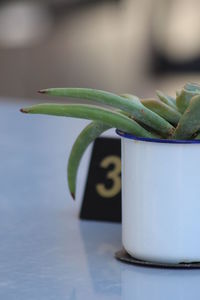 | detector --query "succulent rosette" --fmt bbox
[21,82,200,198]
